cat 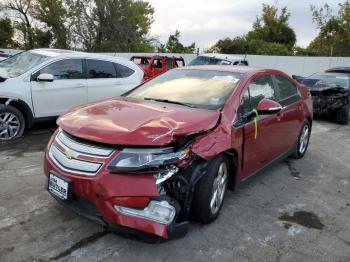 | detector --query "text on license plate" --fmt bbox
[48,173,69,200]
